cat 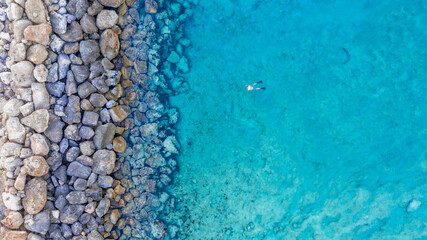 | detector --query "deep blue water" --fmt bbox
[166,0,427,239]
